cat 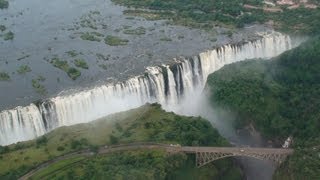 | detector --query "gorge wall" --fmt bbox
[0,32,294,145]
